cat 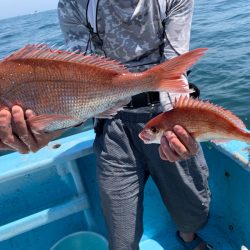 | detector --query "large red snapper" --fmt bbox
[139,96,250,144]
[0,44,206,132]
